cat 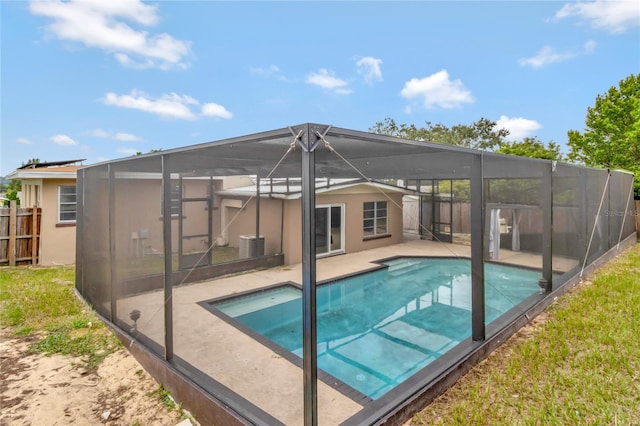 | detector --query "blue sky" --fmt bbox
[1,0,639,175]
